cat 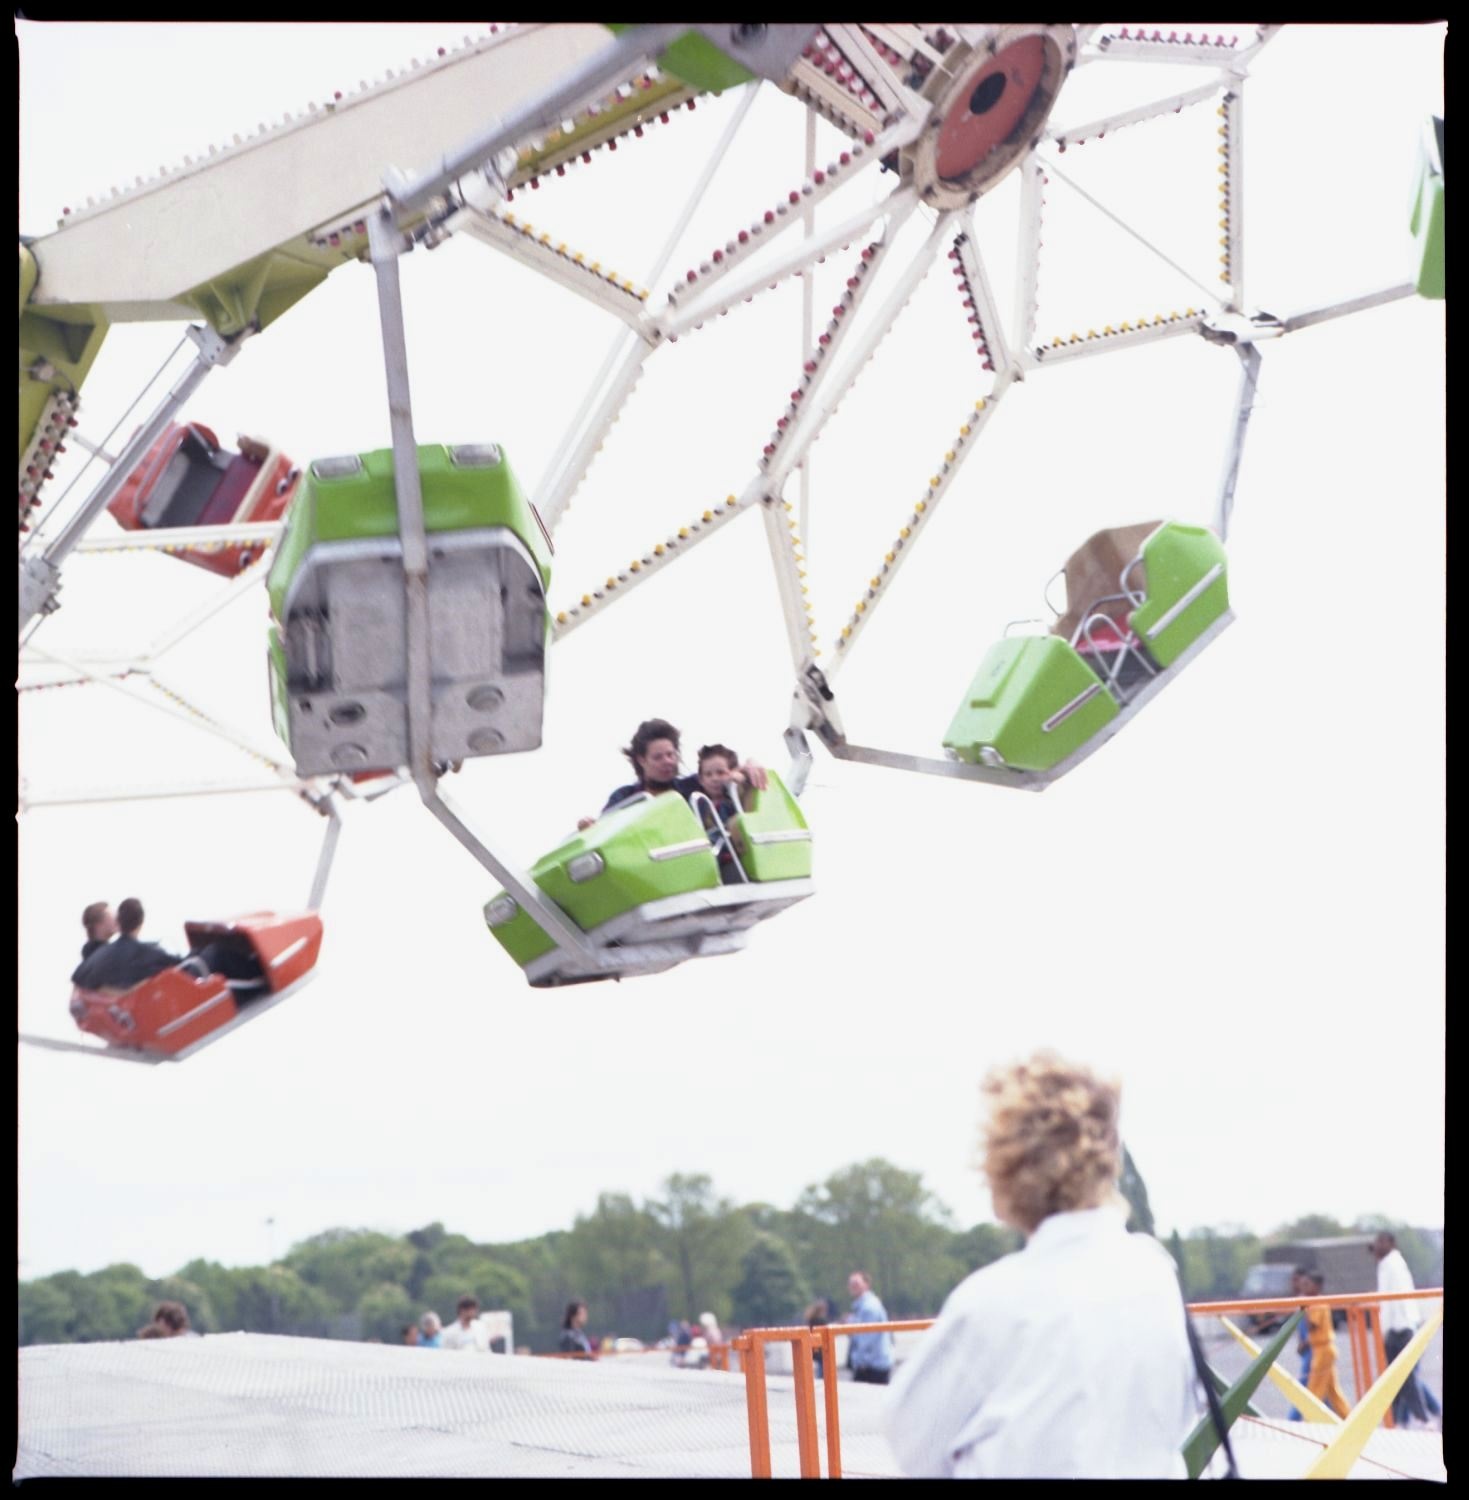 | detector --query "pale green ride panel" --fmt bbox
[485,793,721,968]
[944,634,1118,773]
[1128,522,1228,668]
